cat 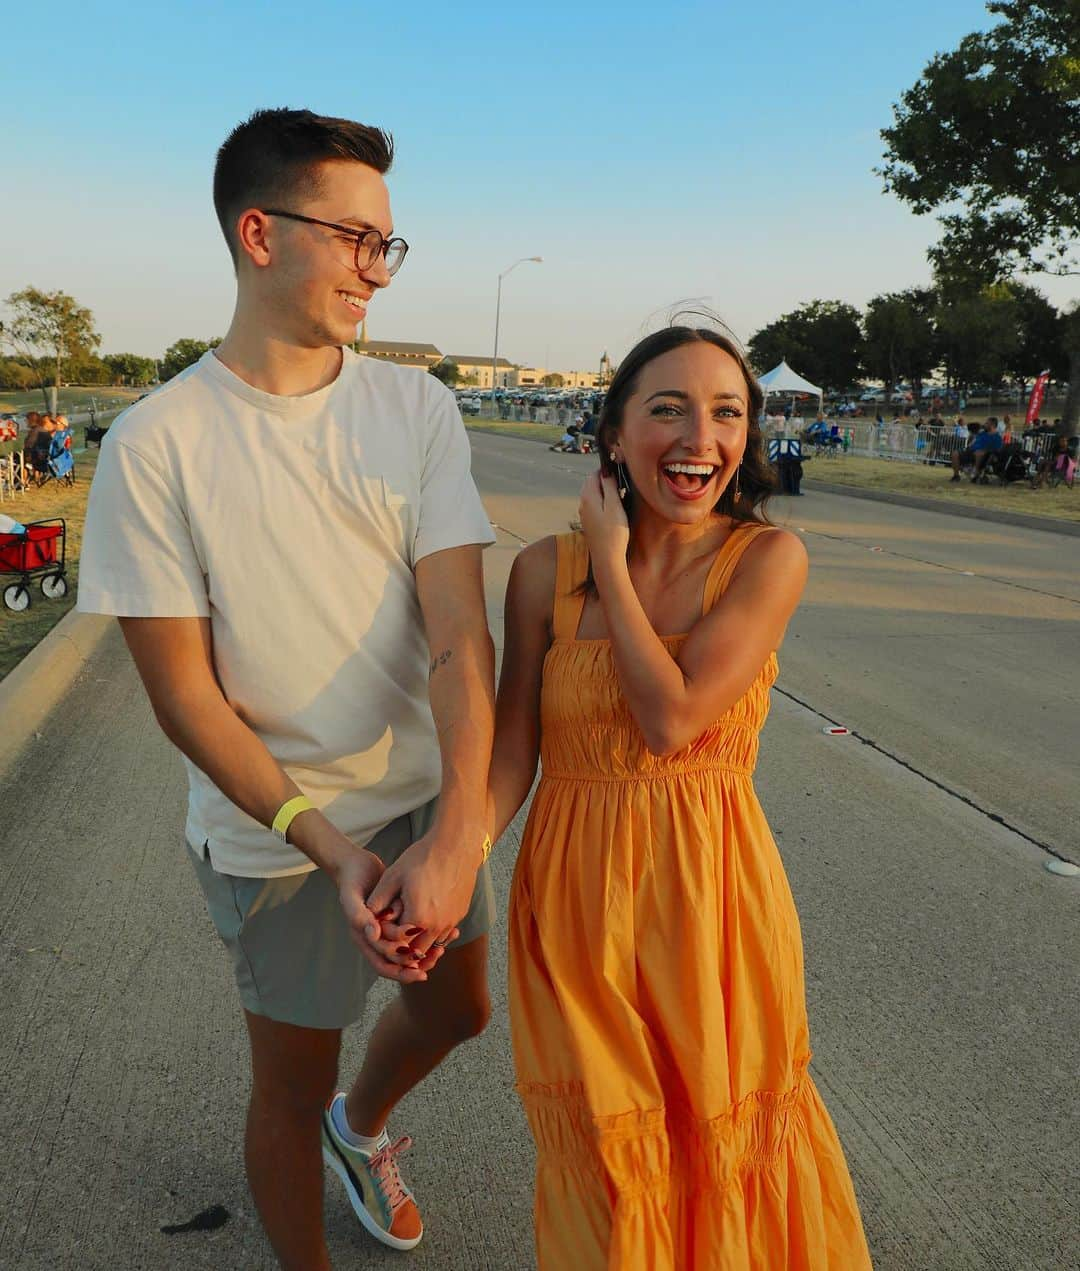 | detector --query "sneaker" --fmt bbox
[950,474,961,482]
[321,1094,423,1250]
